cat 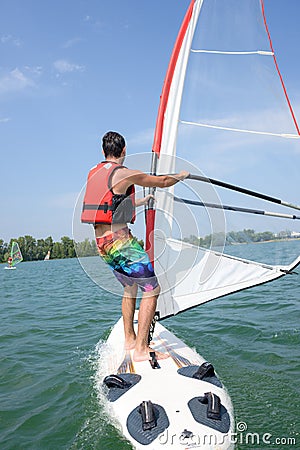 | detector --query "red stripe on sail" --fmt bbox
[146,1,196,262]
[152,0,196,155]
[260,0,300,135]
